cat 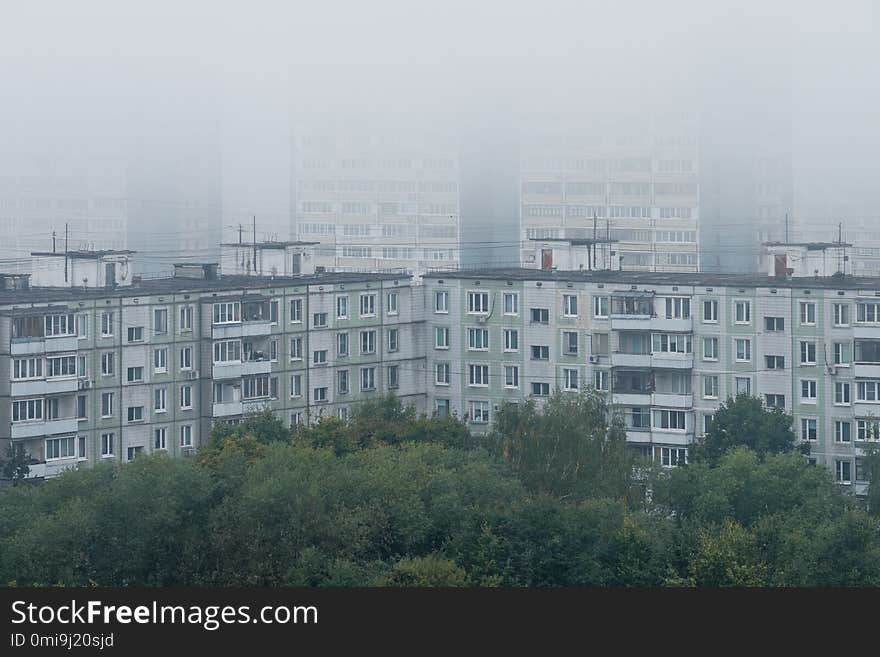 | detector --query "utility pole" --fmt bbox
[64,222,69,284]
[253,216,257,275]
[52,230,56,253]
[591,212,597,271]
[239,223,243,244]
[784,212,789,243]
